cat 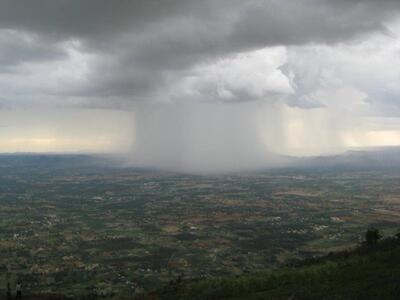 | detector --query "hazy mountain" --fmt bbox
[290,147,400,171]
